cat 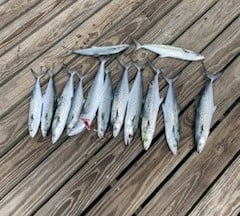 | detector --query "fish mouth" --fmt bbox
[125,133,134,145]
